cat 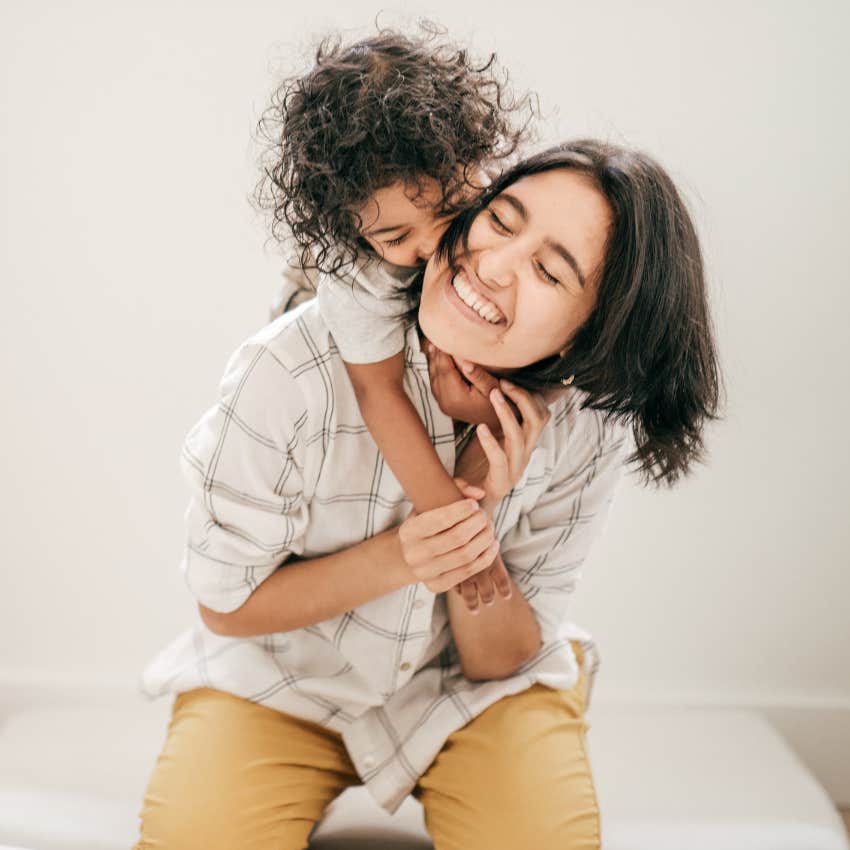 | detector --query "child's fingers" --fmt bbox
[457,563,509,611]
[459,576,481,613]
[475,569,497,606]
[434,348,455,381]
[458,359,500,400]
[433,349,469,406]
[490,559,513,599]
